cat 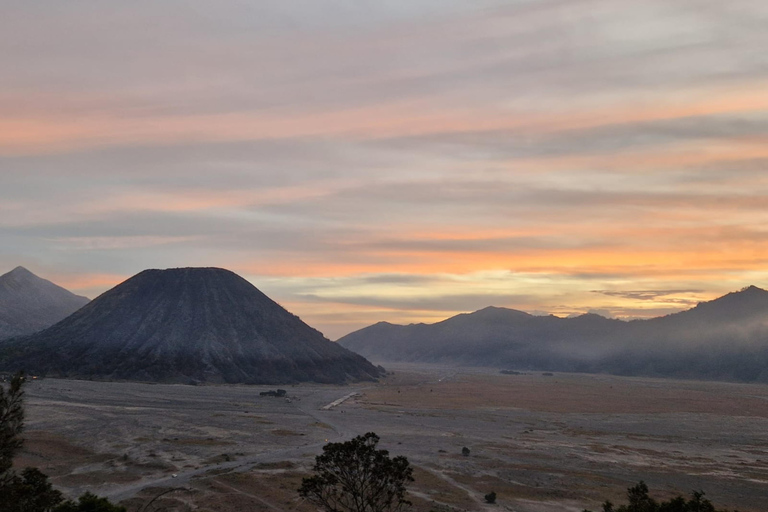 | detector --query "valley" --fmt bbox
[17,365,768,512]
